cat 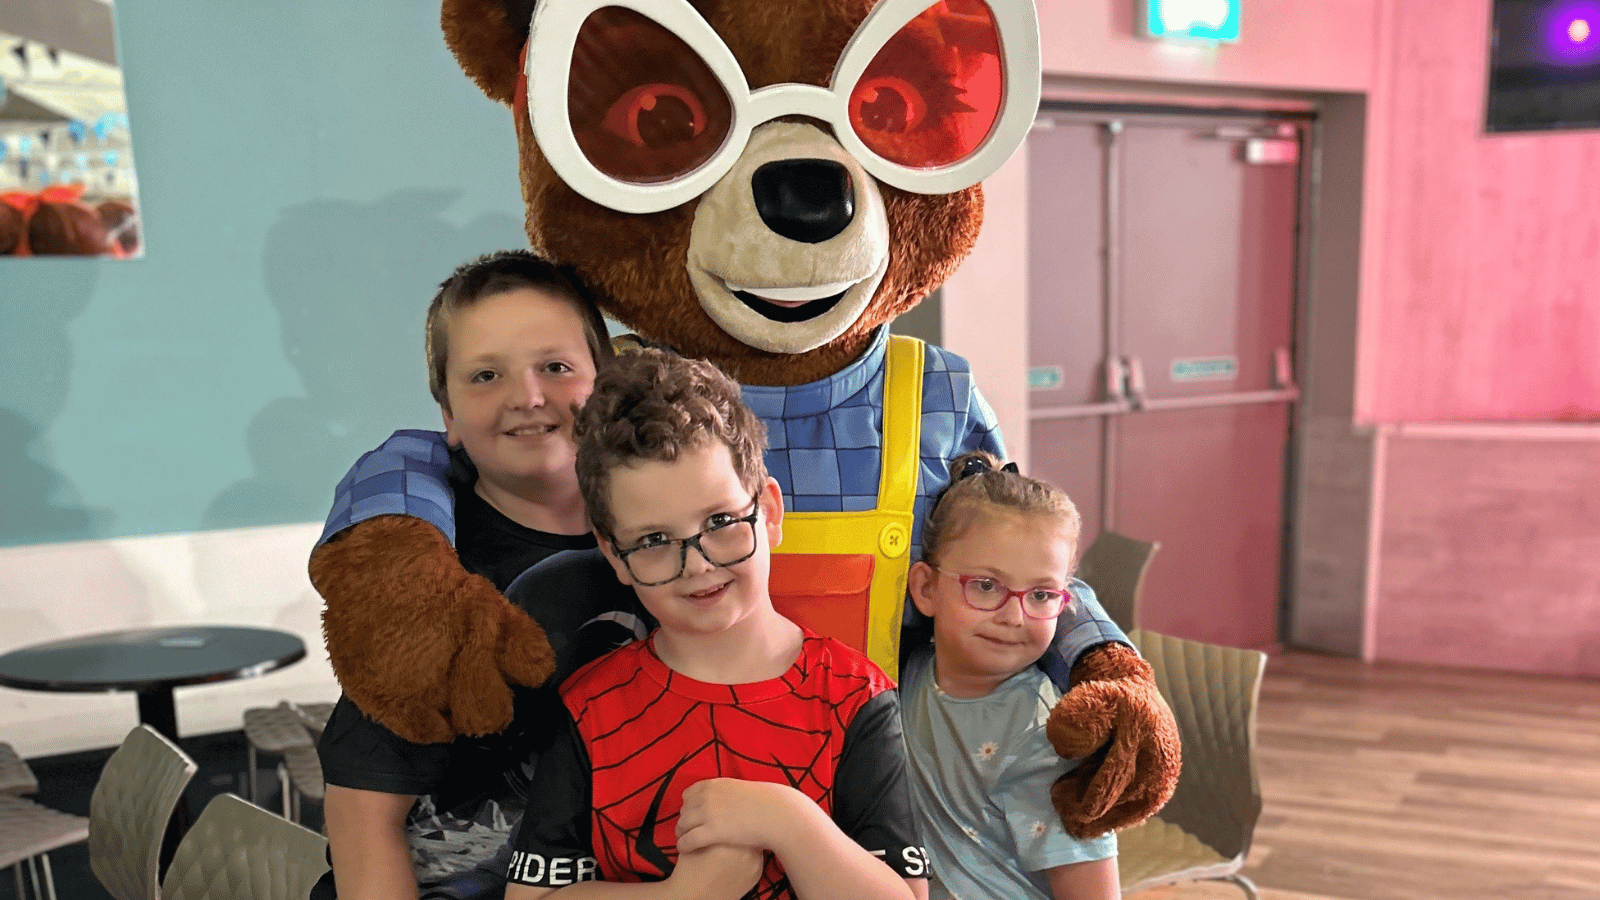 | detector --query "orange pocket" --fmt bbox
[769,553,874,655]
